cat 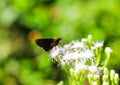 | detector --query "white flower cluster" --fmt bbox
[50,35,112,73]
